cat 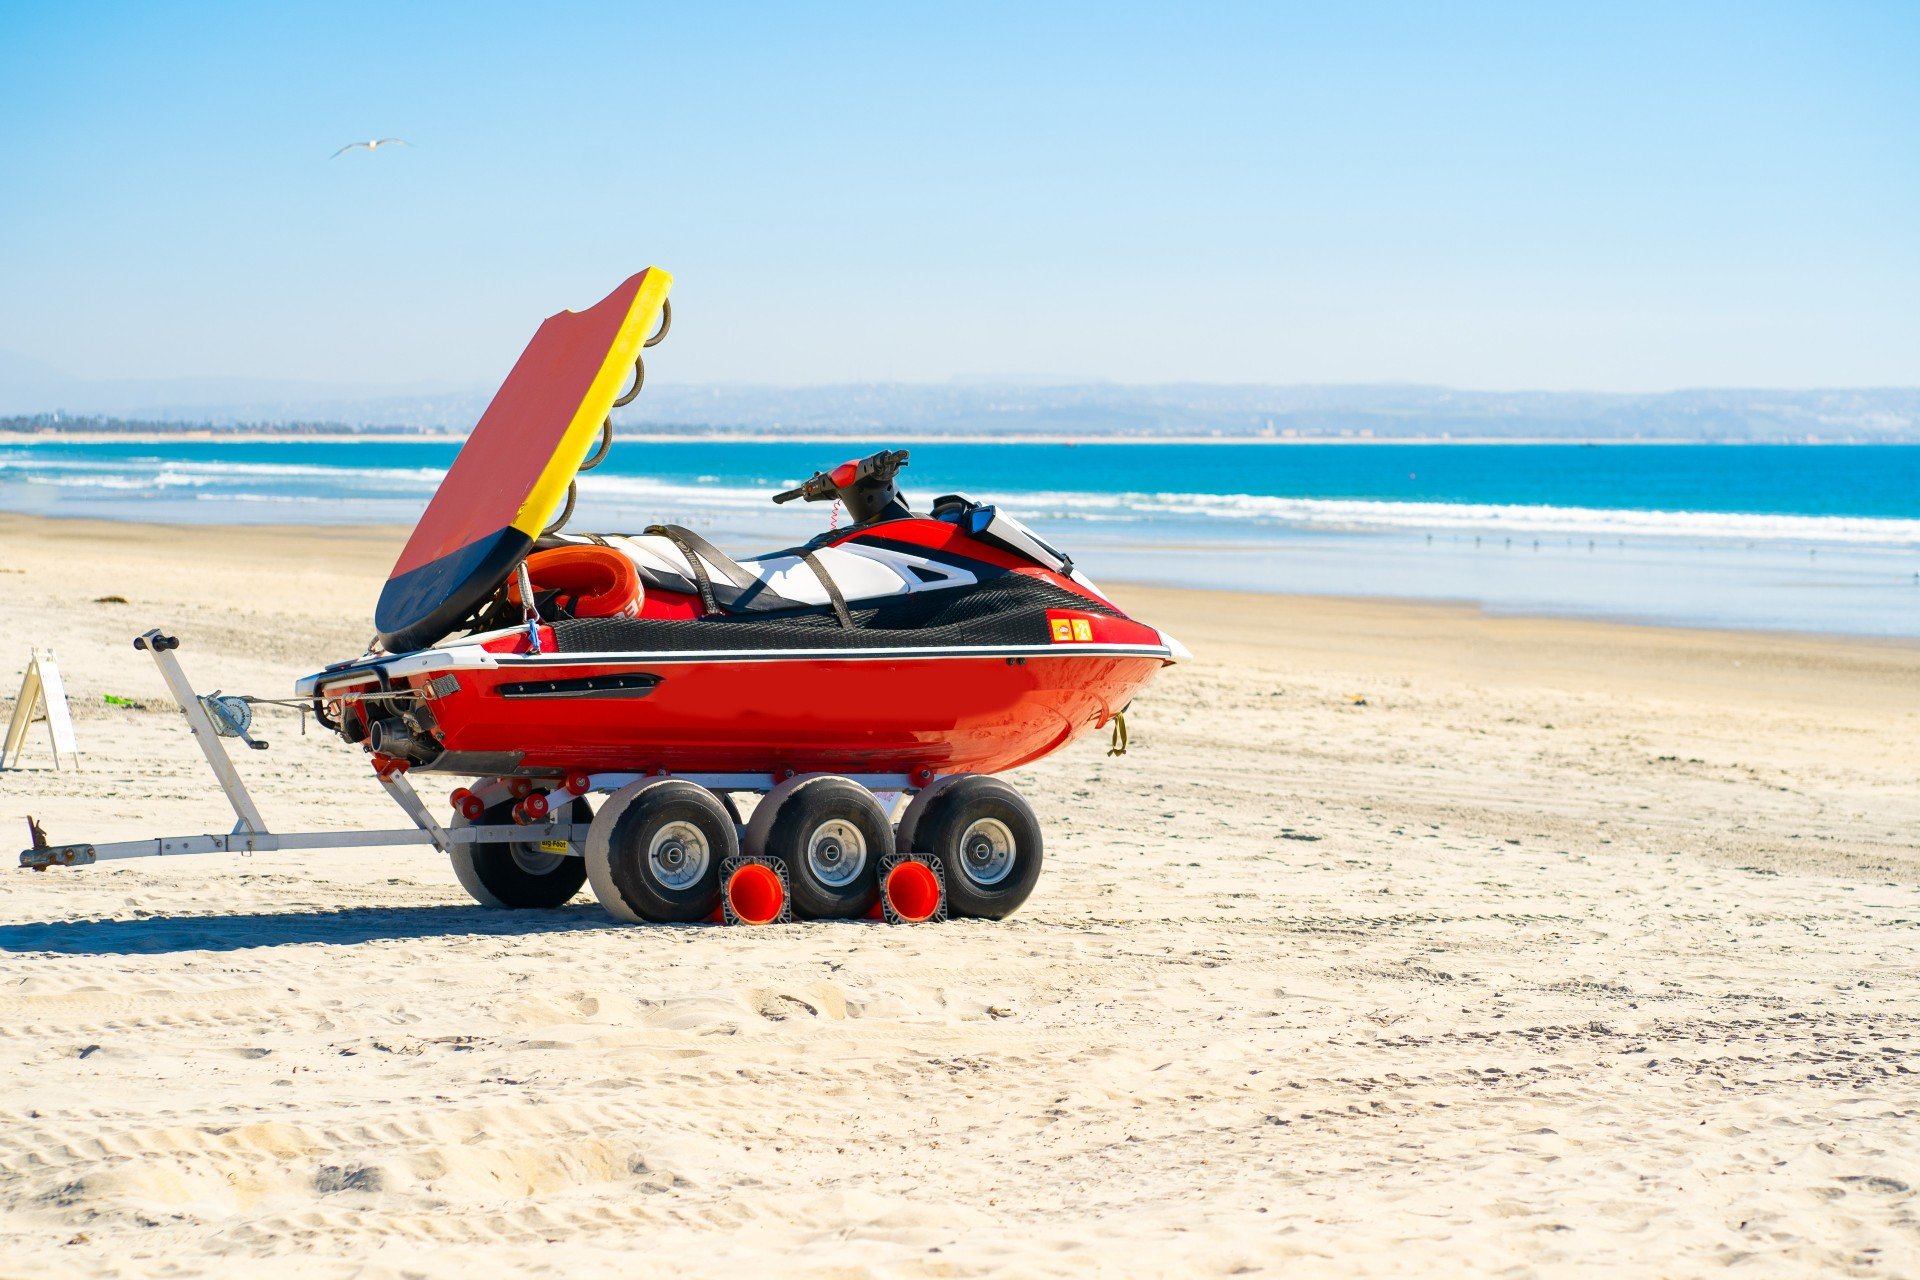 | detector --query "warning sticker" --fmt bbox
[1047,613,1096,643]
